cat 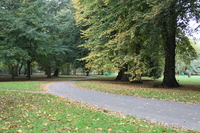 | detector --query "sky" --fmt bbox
[189,20,200,43]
